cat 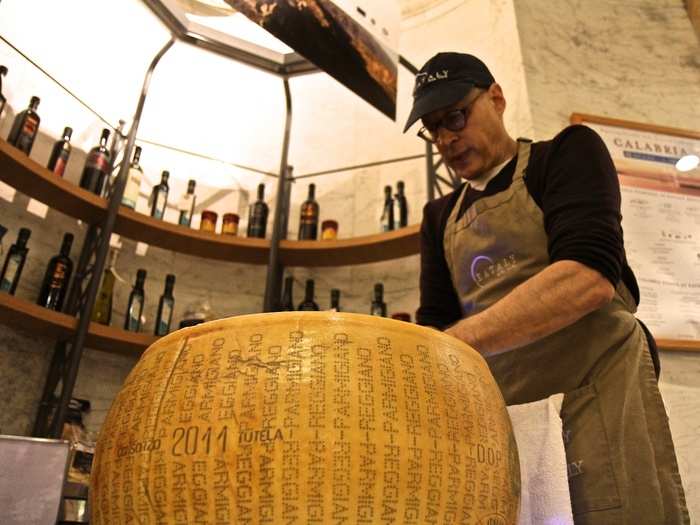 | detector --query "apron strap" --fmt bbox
[513,138,532,182]
[446,138,533,227]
